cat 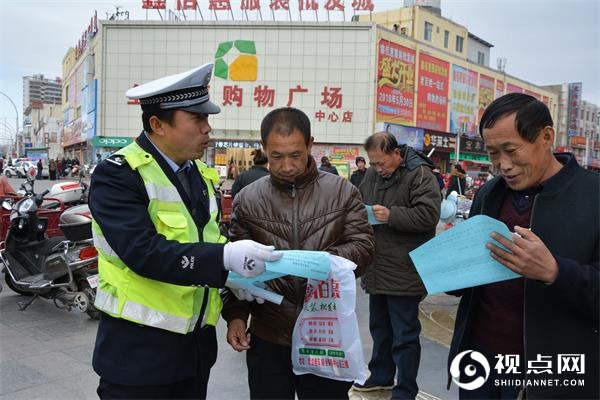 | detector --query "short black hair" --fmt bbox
[355,156,366,164]
[454,164,466,174]
[479,93,553,143]
[251,149,268,165]
[142,108,177,133]
[260,107,311,145]
[364,132,399,154]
